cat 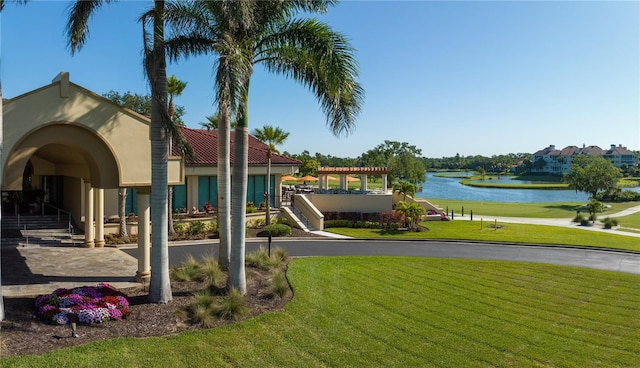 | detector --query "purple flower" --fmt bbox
[52,312,69,325]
